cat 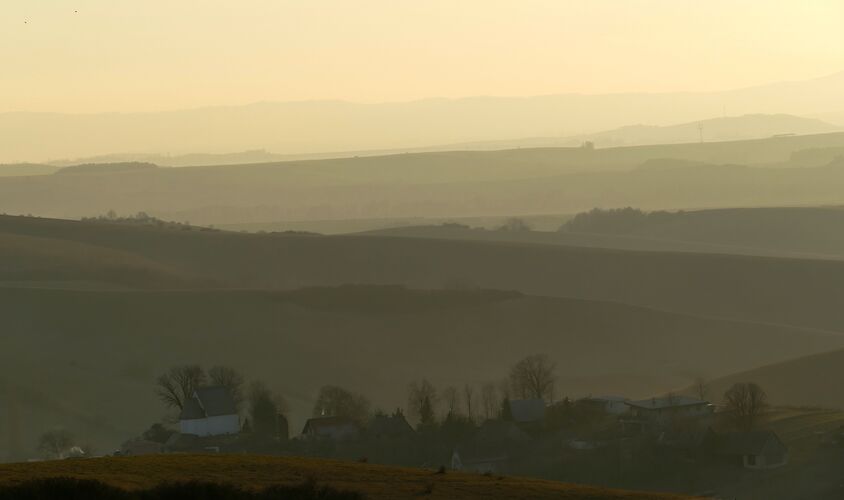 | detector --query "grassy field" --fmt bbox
[0,454,697,500]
